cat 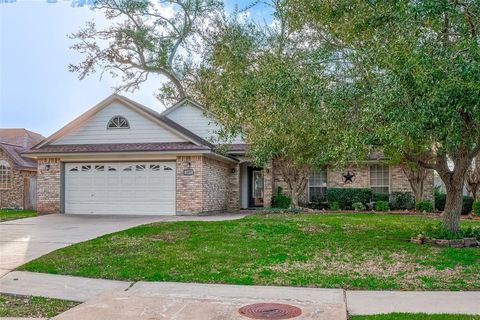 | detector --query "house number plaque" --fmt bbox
[183,168,195,176]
